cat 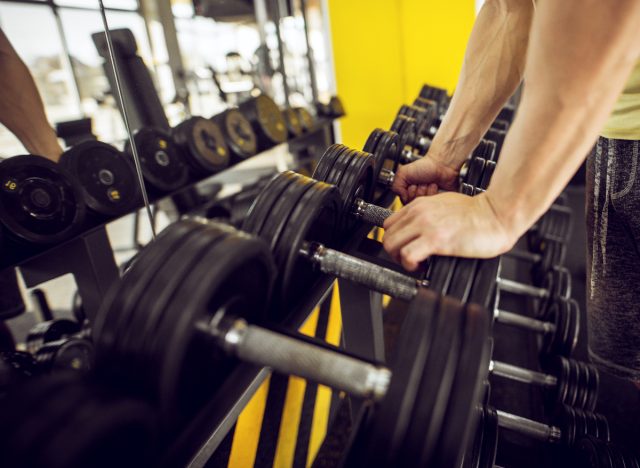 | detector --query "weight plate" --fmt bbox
[340,152,375,232]
[295,107,315,132]
[479,161,496,191]
[34,337,94,373]
[353,288,440,466]
[26,319,81,355]
[448,258,479,303]
[259,174,312,251]
[126,127,189,193]
[596,413,611,442]
[242,171,297,235]
[556,405,577,445]
[283,108,303,138]
[213,109,257,160]
[465,157,487,189]
[478,406,499,468]
[120,223,230,377]
[543,355,570,411]
[312,144,350,182]
[328,96,346,117]
[484,129,506,159]
[371,131,400,200]
[574,361,590,410]
[0,155,86,244]
[469,257,501,310]
[429,255,458,295]
[401,295,464,466]
[474,139,498,162]
[276,182,342,311]
[94,221,206,387]
[565,360,581,408]
[585,364,600,413]
[563,298,580,357]
[240,95,287,150]
[325,147,355,188]
[172,117,230,175]
[433,302,492,468]
[60,140,141,216]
